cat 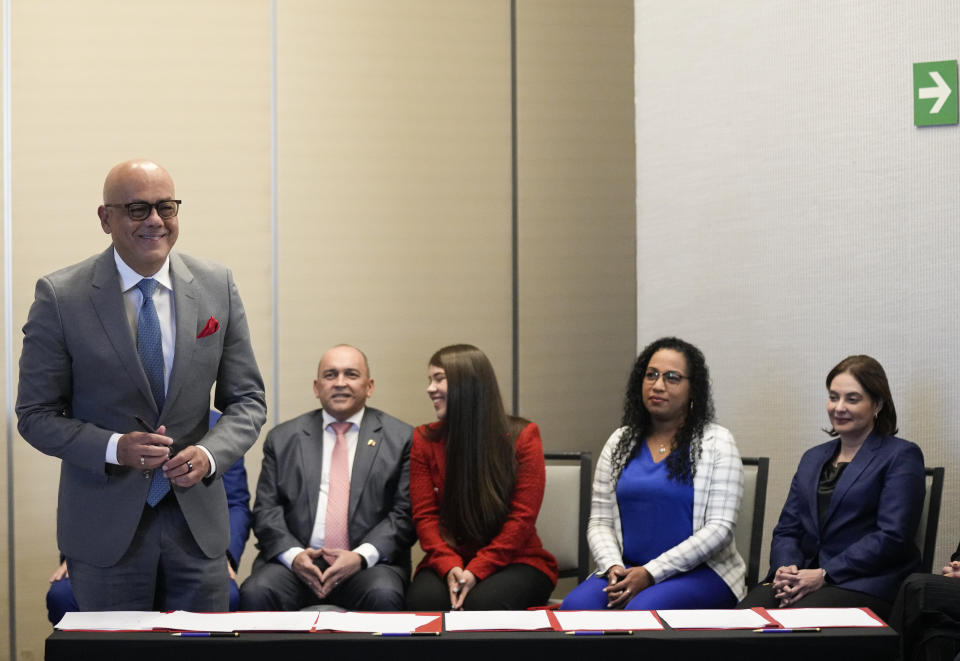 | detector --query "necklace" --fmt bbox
[658,444,668,454]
